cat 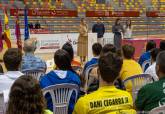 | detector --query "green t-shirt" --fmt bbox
[135,77,165,111]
